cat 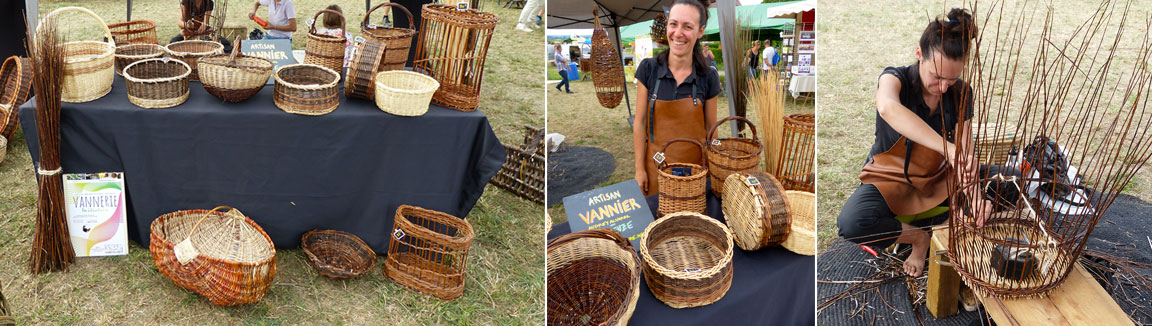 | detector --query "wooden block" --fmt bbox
[927,228,961,318]
[1042,264,1133,325]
